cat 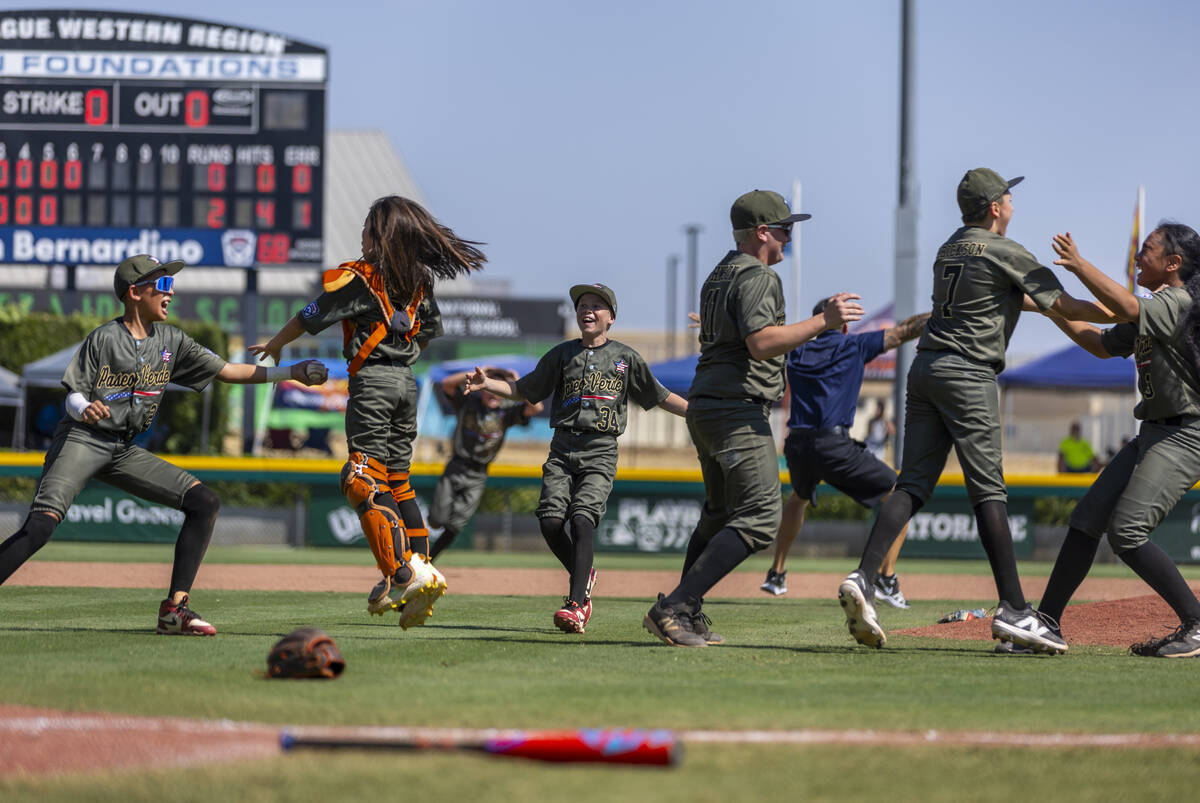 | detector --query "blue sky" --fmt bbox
[10,0,1200,359]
